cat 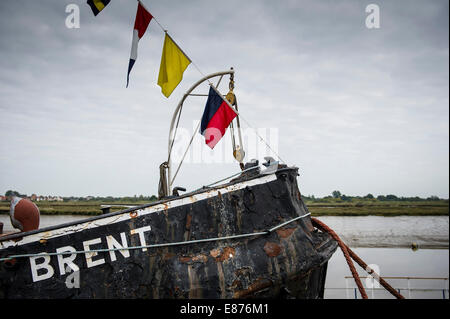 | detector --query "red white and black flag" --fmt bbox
[127,1,153,87]
[200,87,237,149]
